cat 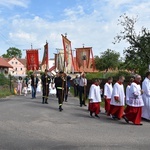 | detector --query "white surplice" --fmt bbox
[128,82,144,107]
[110,82,125,106]
[142,77,150,120]
[88,84,101,103]
[104,83,113,99]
